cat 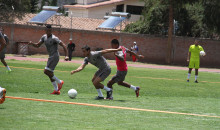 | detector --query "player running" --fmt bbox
[70,45,121,100]
[0,31,7,104]
[29,25,69,95]
[187,39,205,83]
[107,39,144,99]
[0,27,12,72]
